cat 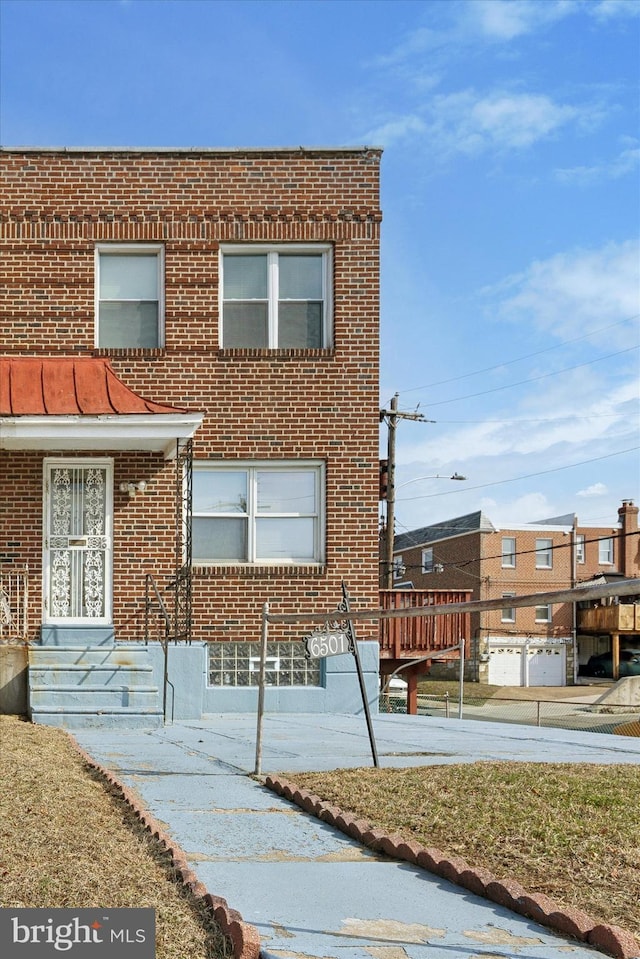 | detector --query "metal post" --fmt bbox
[384,394,398,589]
[342,583,379,768]
[254,602,269,776]
[458,639,464,720]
